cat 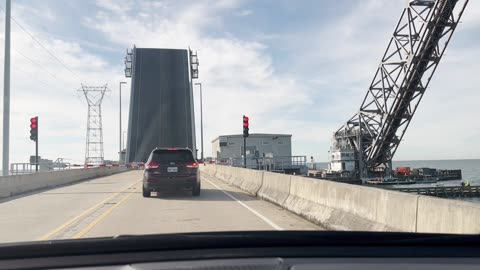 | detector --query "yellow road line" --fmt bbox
[73,183,139,239]
[38,179,141,241]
